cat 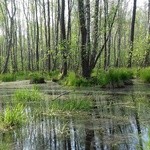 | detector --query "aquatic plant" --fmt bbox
[0,104,26,129]
[49,98,92,112]
[1,74,16,82]
[13,88,43,102]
